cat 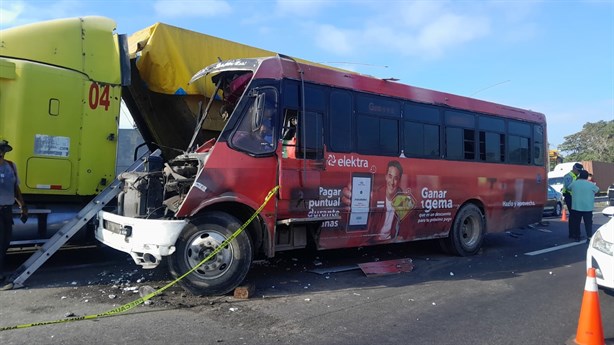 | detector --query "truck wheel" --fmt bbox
[445,204,484,256]
[168,211,253,296]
